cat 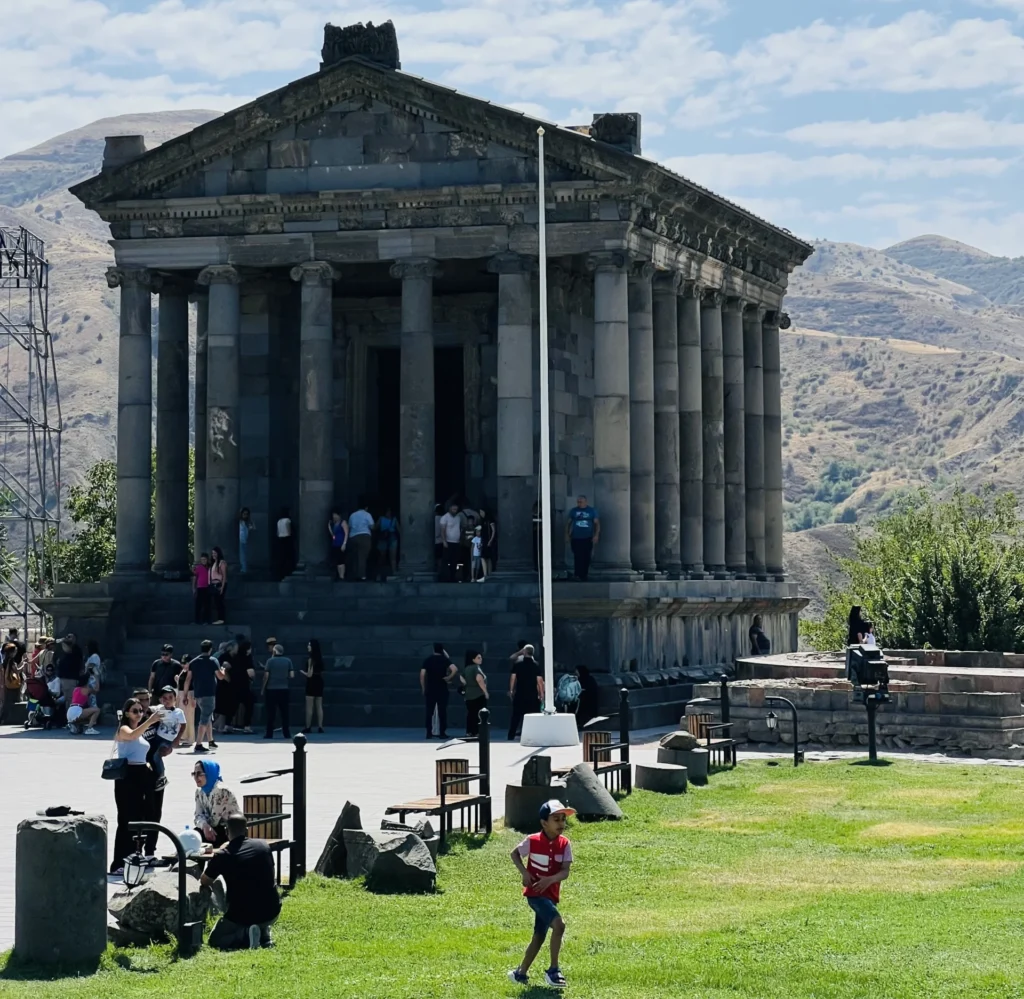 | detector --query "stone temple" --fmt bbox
[49,22,813,727]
